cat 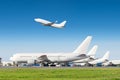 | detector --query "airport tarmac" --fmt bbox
[0,66,120,69]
